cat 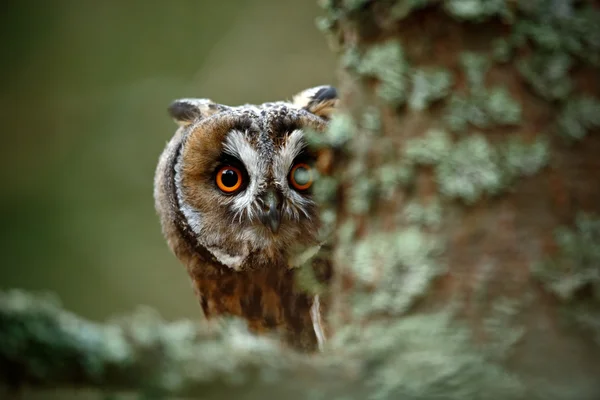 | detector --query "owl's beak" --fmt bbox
[260,189,281,234]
